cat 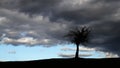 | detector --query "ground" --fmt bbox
[0,58,120,67]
